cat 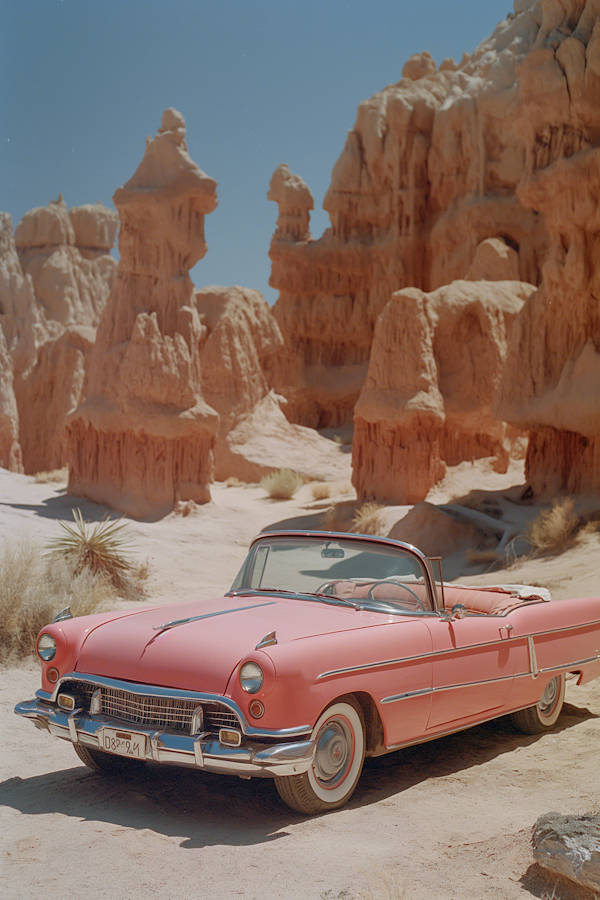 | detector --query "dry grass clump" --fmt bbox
[0,537,116,661]
[524,498,580,554]
[47,509,140,595]
[224,476,244,487]
[33,466,68,483]
[311,481,333,501]
[260,468,303,500]
[350,502,385,536]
